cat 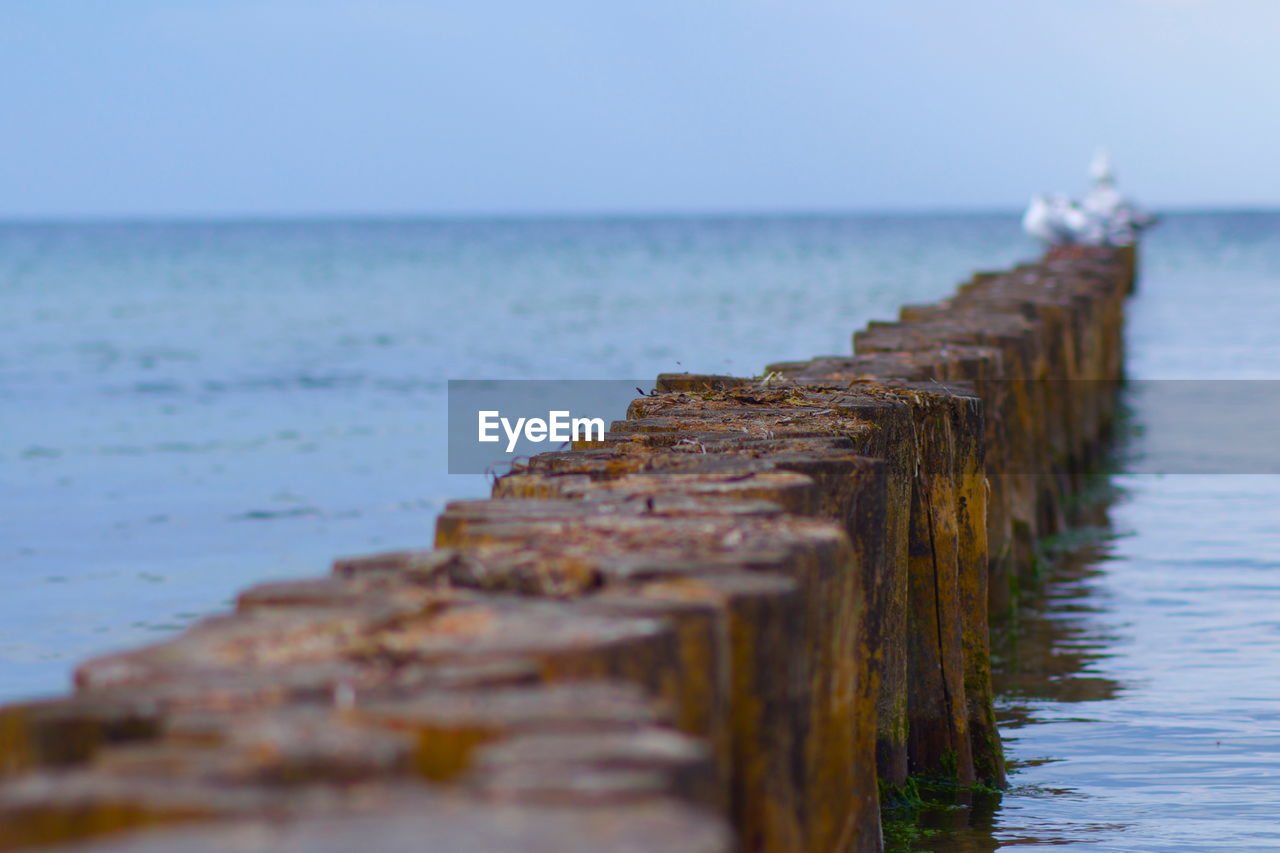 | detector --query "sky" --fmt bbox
[3,0,1279,218]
